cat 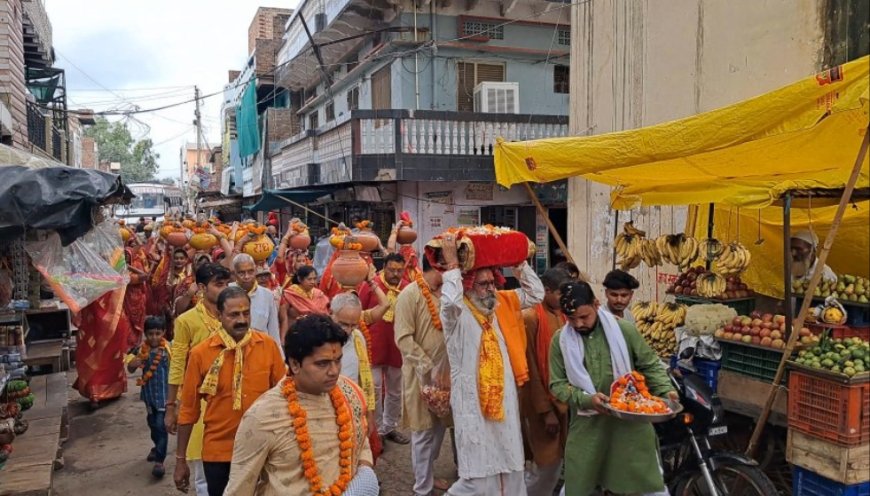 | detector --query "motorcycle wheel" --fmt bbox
[673,461,778,496]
